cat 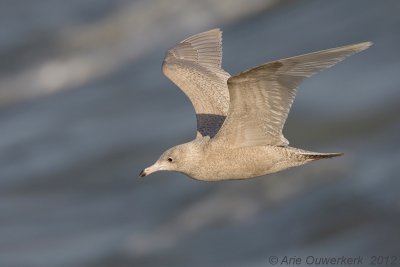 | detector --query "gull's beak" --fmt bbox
[139,169,146,177]
[139,164,160,177]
